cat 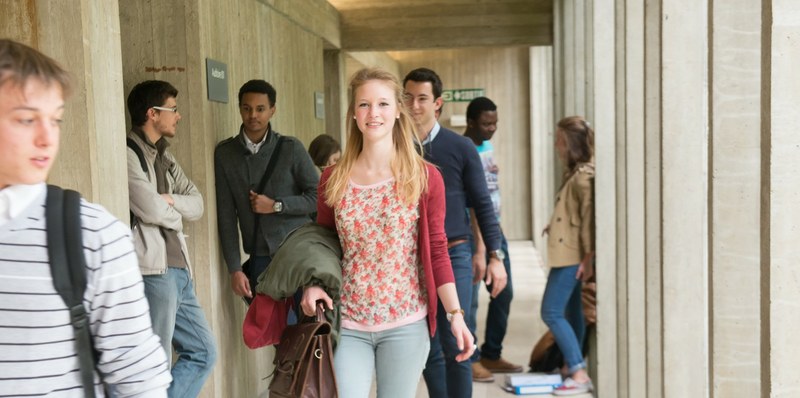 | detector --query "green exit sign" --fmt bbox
[441,88,485,102]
